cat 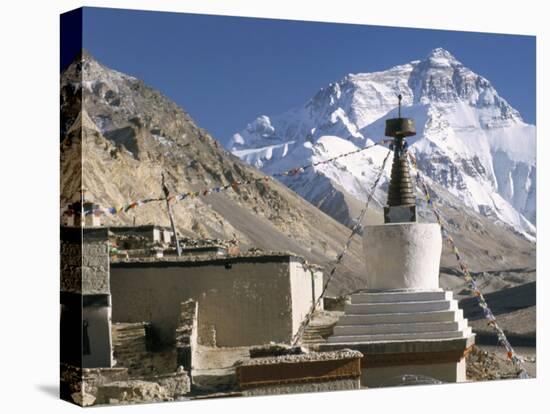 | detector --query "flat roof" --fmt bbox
[179,246,227,253]
[238,349,363,366]
[111,251,323,270]
[108,225,172,232]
